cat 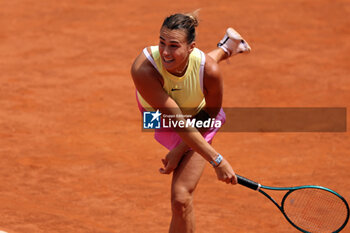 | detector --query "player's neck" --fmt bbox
[169,58,189,77]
